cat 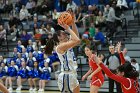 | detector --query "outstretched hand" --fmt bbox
[117,42,121,53]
